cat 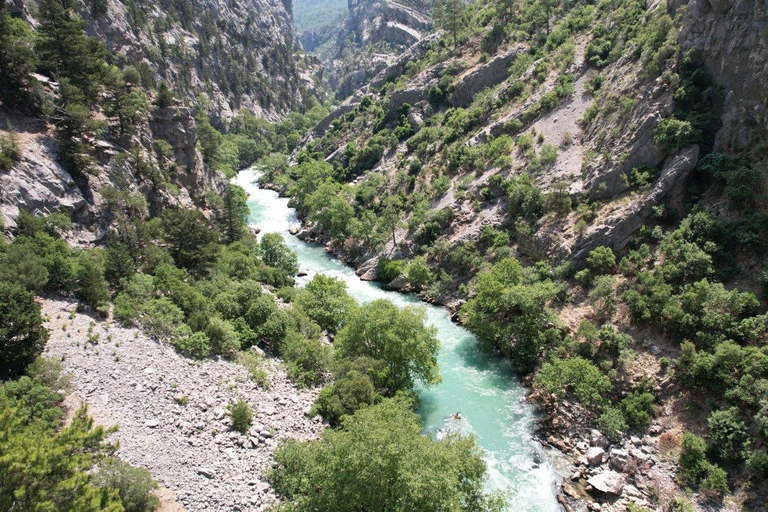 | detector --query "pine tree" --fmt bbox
[36,0,106,102]
[435,0,465,49]
[219,184,250,244]
[0,7,37,109]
